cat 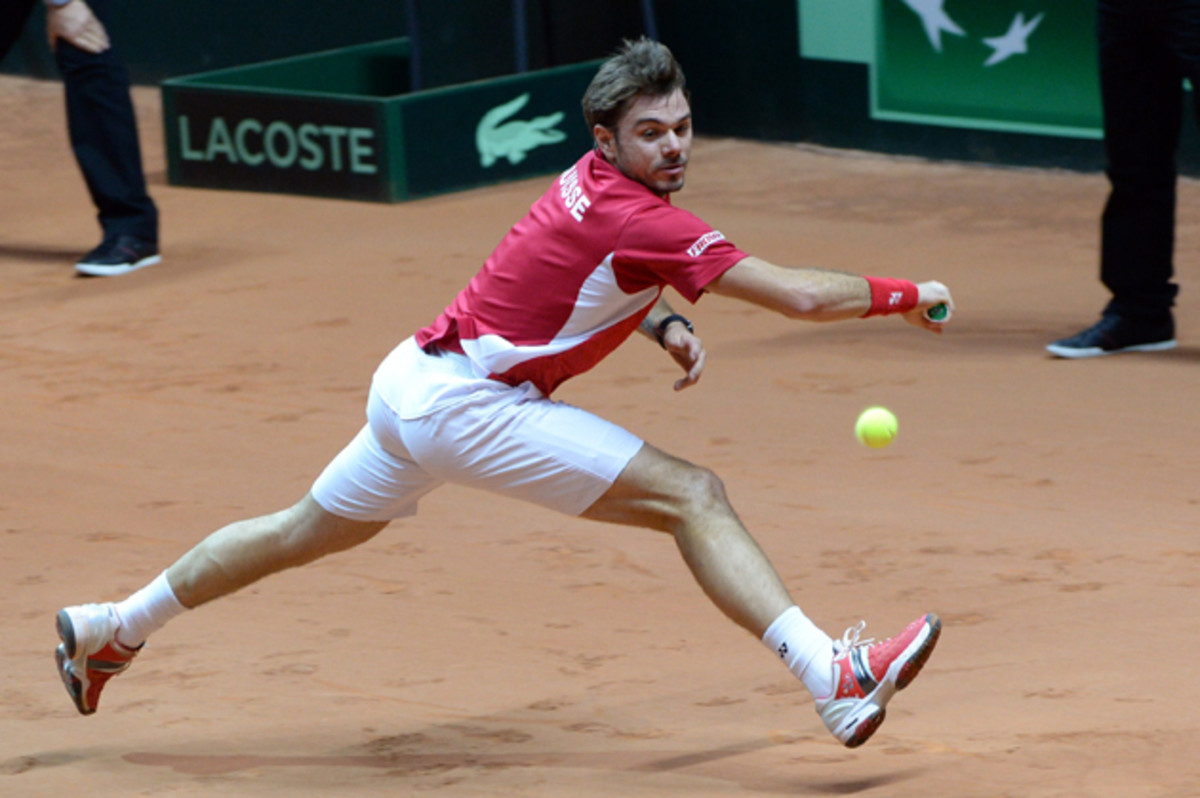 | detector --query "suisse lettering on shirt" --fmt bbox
[559,165,592,222]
